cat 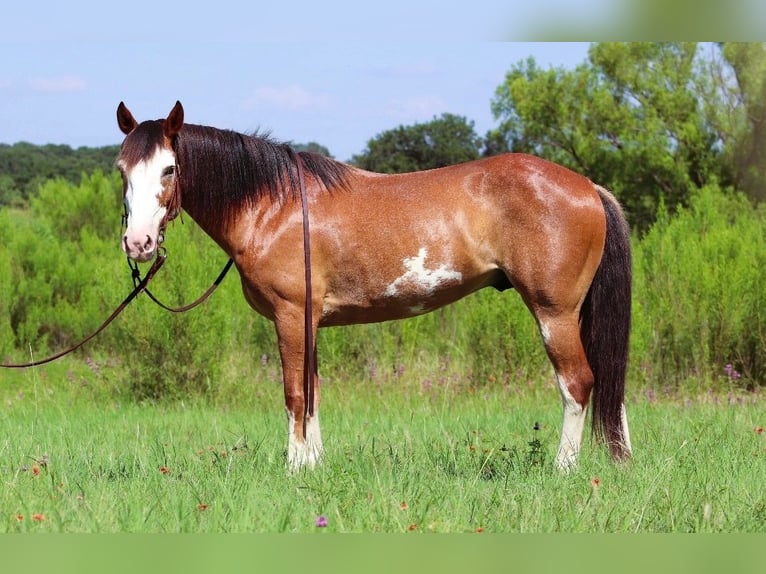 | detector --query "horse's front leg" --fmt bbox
[275,307,322,471]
